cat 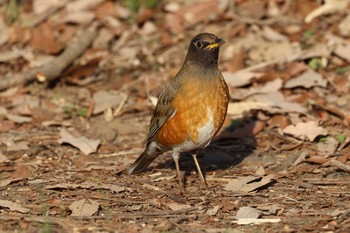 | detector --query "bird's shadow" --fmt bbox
[154,117,258,175]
